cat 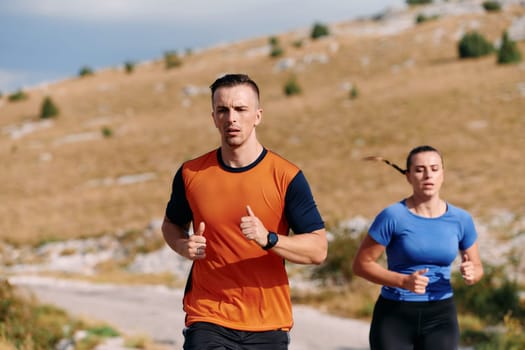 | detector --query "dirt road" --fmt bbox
[11,276,369,350]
